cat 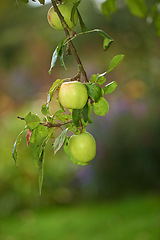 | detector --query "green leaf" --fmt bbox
[71,1,81,24]
[95,29,114,50]
[77,10,87,32]
[53,109,65,119]
[101,0,116,17]
[29,125,53,146]
[49,79,64,101]
[28,126,53,195]
[54,111,72,122]
[44,79,64,113]
[12,127,27,167]
[29,128,52,195]
[90,75,97,83]
[48,39,65,74]
[95,29,112,40]
[41,104,50,116]
[38,147,45,196]
[66,124,78,134]
[64,137,89,165]
[90,74,106,85]
[48,46,59,74]
[82,102,88,123]
[65,29,113,50]
[29,128,38,144]
[93,97,109,116]
[107,54,124,73]
[92,55,124,81]
[56,97,65,111]
[96,76,106,85]
[125,0,147,18]
[103,81,118,94]
[86,83,102,102]
[103,37,114,51]
[72,109,82,127]
[30,126,47,144]
[59,46,66,69]
[52,128,68,155]
[36,132,50,195]
[24,112,41,130]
